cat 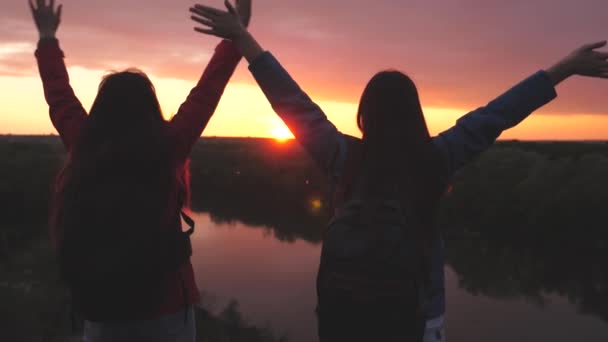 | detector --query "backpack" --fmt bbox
[56,163,195,322]
[316,136,431,338]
